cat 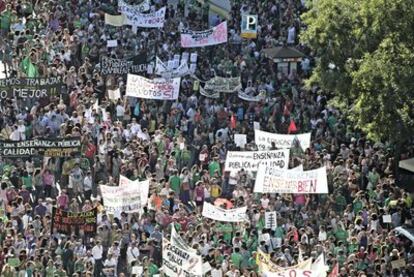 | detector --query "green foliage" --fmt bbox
[301,0,414,143]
